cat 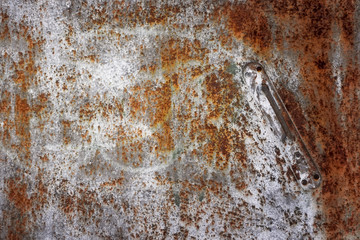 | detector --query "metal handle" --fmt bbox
[243,62,322,190]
